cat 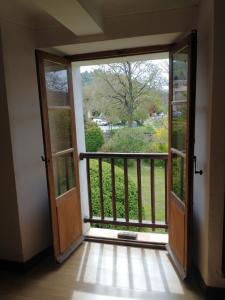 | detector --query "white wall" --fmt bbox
[0,28,23,262]
[0,21,51,262]
[207,0,225,287]
[193,0,213,284]
[194,0,225,287]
